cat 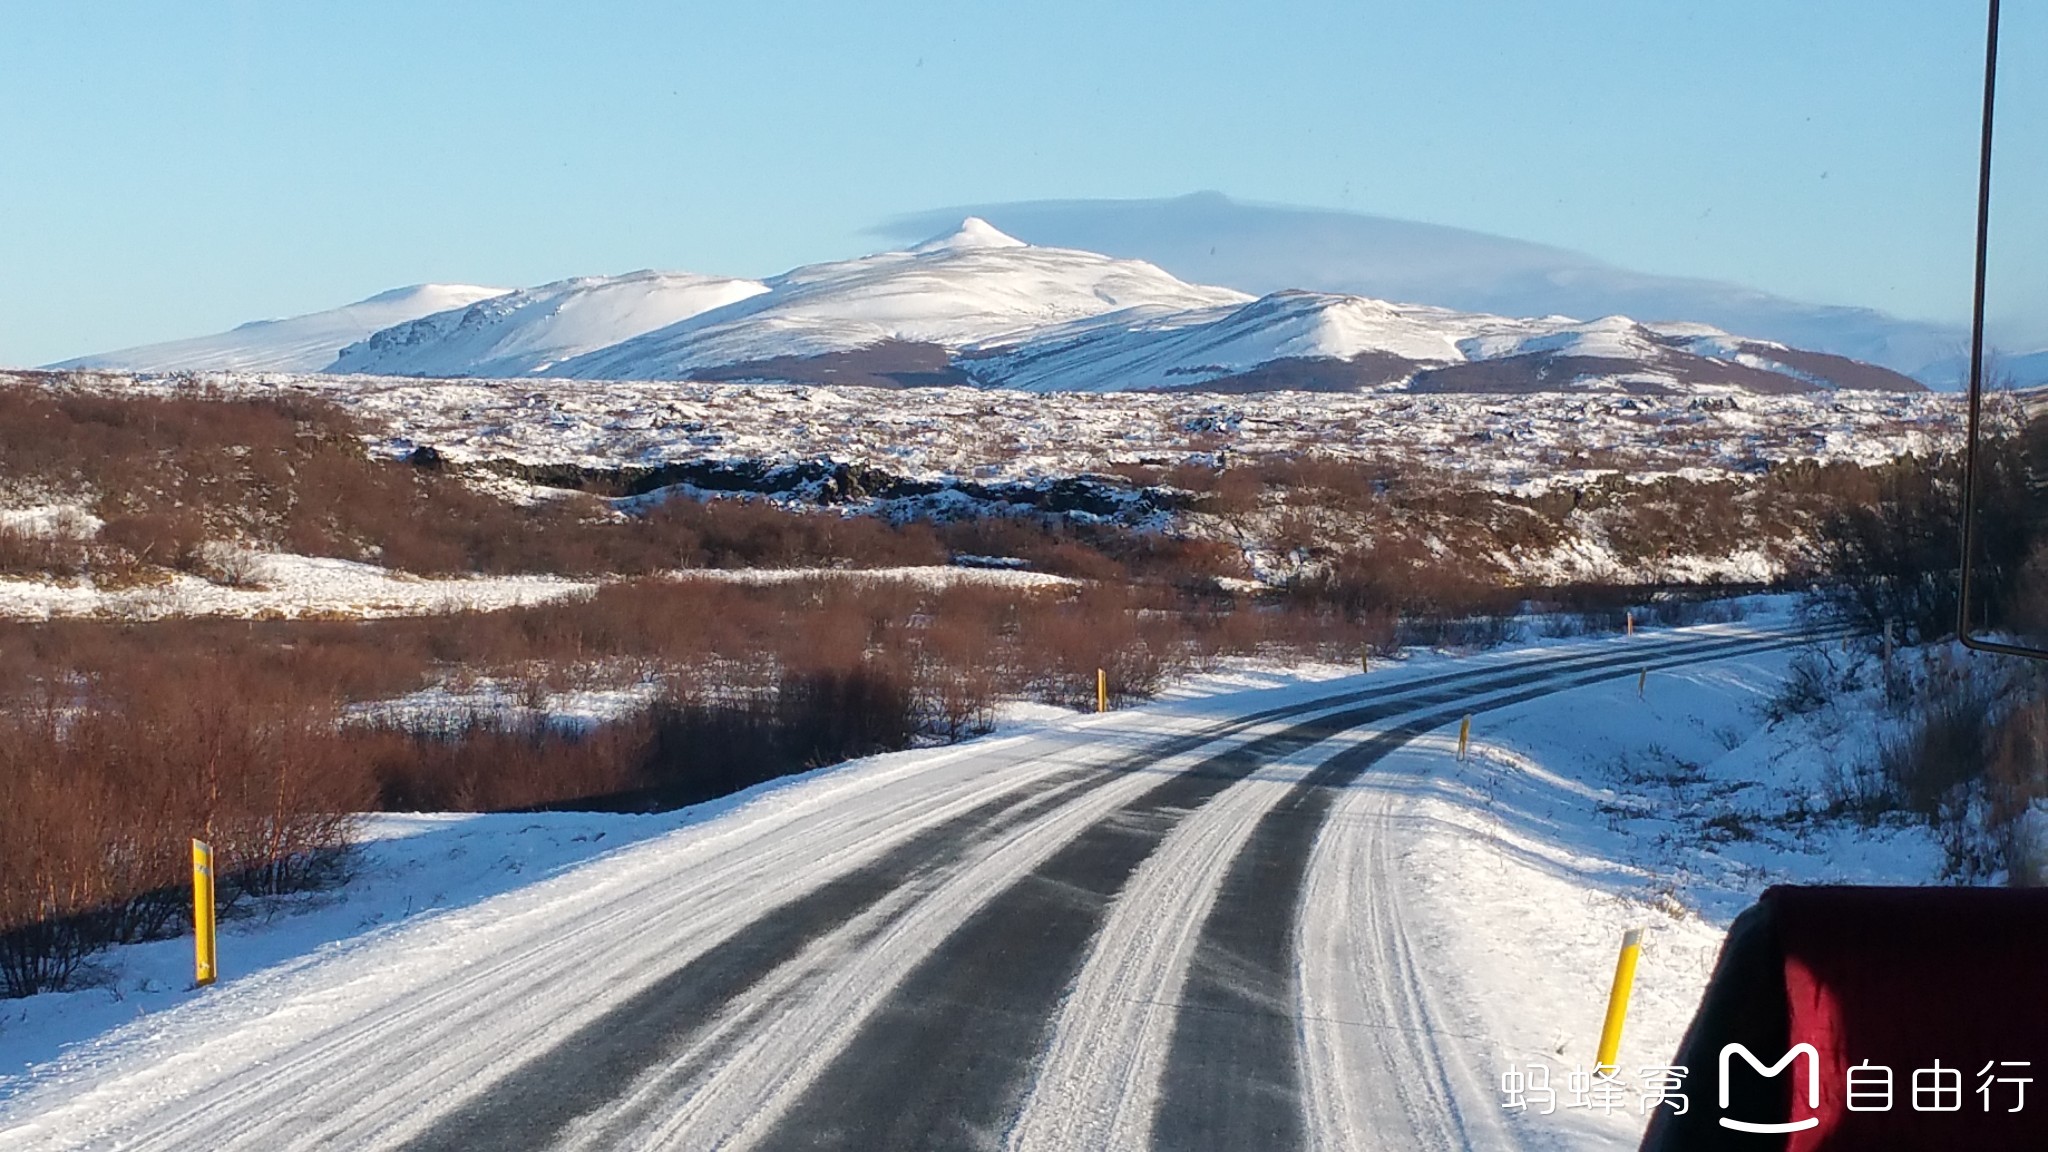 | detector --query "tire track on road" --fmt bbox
[1152,631,1830,1151]
[745,630,1808,1151]
[398,770,1106,1152]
